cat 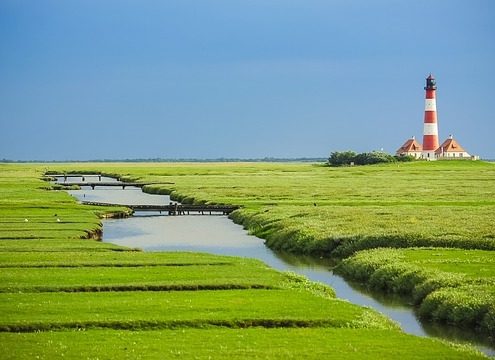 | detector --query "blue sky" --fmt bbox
[1,0,494,160]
